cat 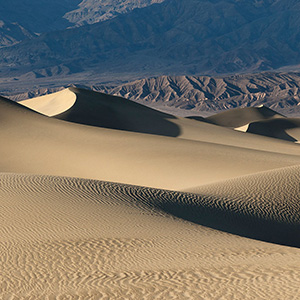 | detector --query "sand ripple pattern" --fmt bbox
[1,239,300,299]
[1,171,300,298]
[185,165,300,246]
[0,168,300,245]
